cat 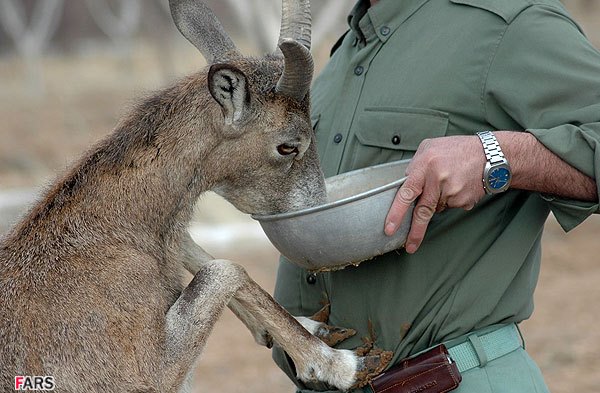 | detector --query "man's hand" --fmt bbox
[385,131,598,254]
[384,135,486,254]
